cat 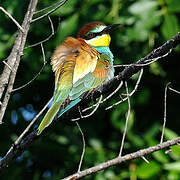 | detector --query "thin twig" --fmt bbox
[141,156,149,163]
[25,16,54,49]
[119,81,131,157]
[82,81,123,113]
[2,60,14,72]
[12,43,47,92]
[160,82,171,144]
[168,87,180,95]
[71,95,103,121]
[0,6,24,32]
[114,64,132,68]
[165,149,172,154]
[1,97,52,171]
[102,81,123,103]
[40,42,46,64]
[0,31,180,174]
[114,49,172,68]
[14,98,52,146]
[75,122,86,172]
[31,0,68,23]
[34,1,60,14]
[106,68,143,110]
